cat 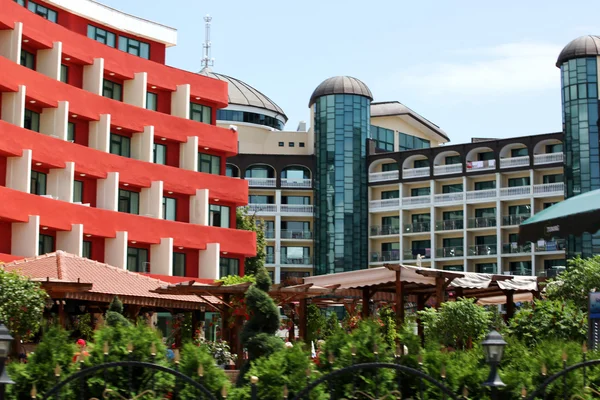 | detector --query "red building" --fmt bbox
[0,0,255,279]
